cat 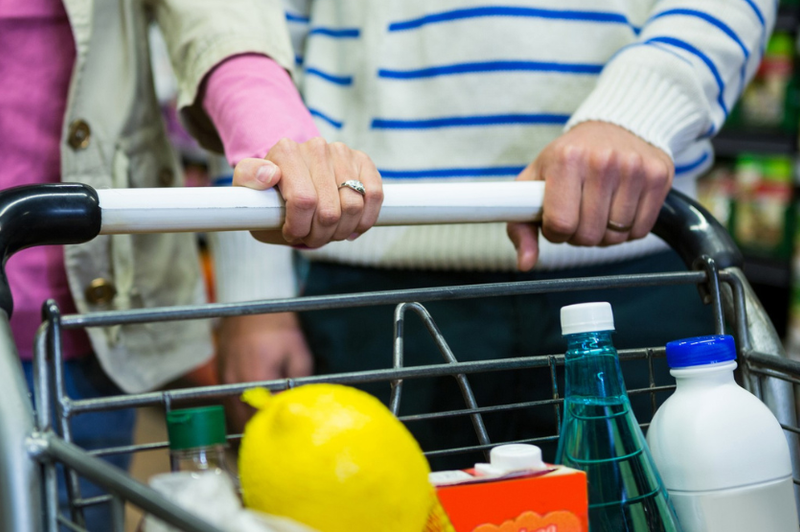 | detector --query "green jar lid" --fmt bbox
[166,406,227,451]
